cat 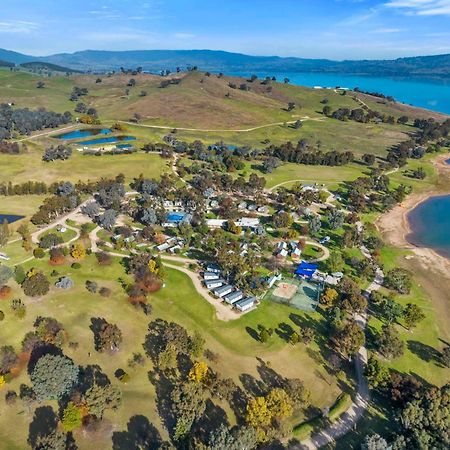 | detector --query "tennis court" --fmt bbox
[267,277,322,311]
